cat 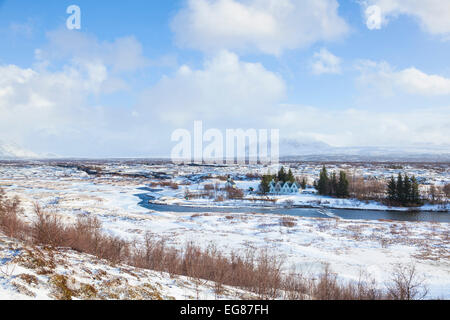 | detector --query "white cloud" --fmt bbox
[137,50,286,125]
[362,0,450,36]
[171,0,349,55]
[356,60,450,96]
[0,30,154,156]
[269,105,450,148]
[2,53,448,156]
[311,48,341,75]
[37,30,149,73]
[136,52,449,152]
[0,62,108,133]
